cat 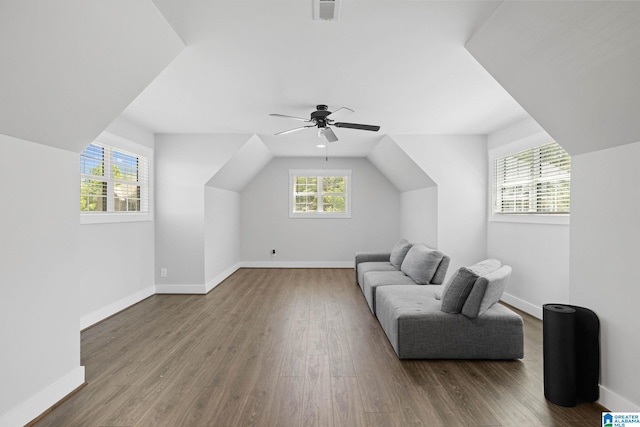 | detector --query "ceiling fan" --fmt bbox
[270,104,380,143]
